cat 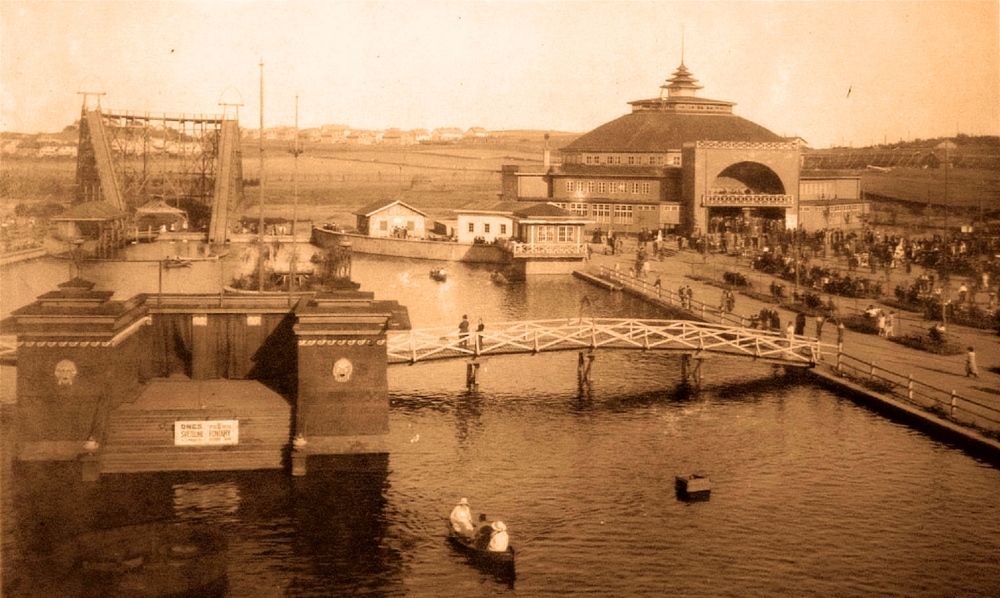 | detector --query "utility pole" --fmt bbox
[258,59,265,292]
